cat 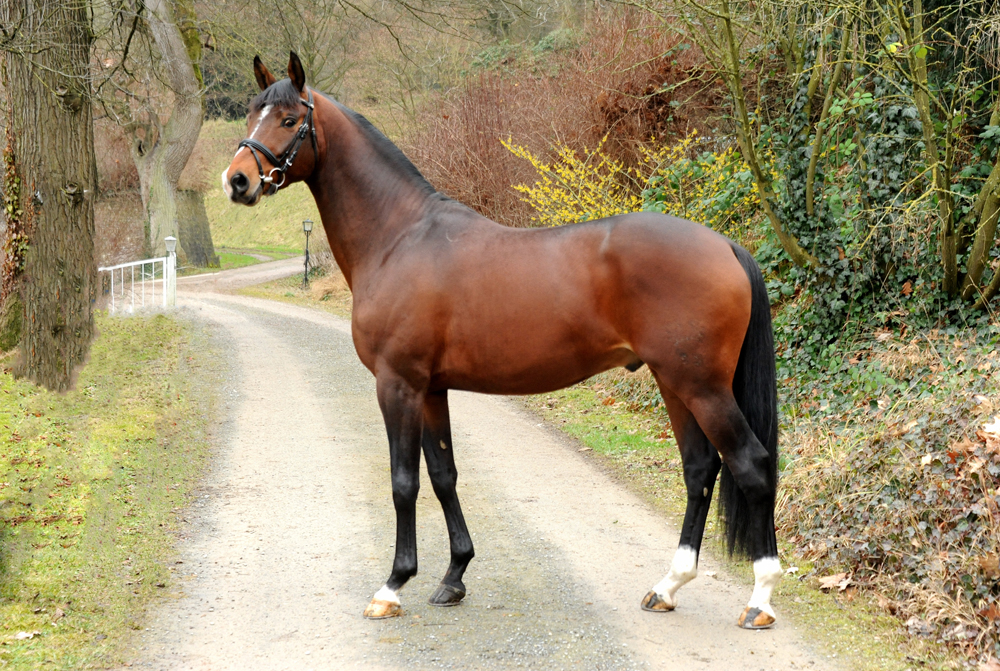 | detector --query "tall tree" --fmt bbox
[94,0,208,260]
[0,0,98,390]
[129,0,205,260]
